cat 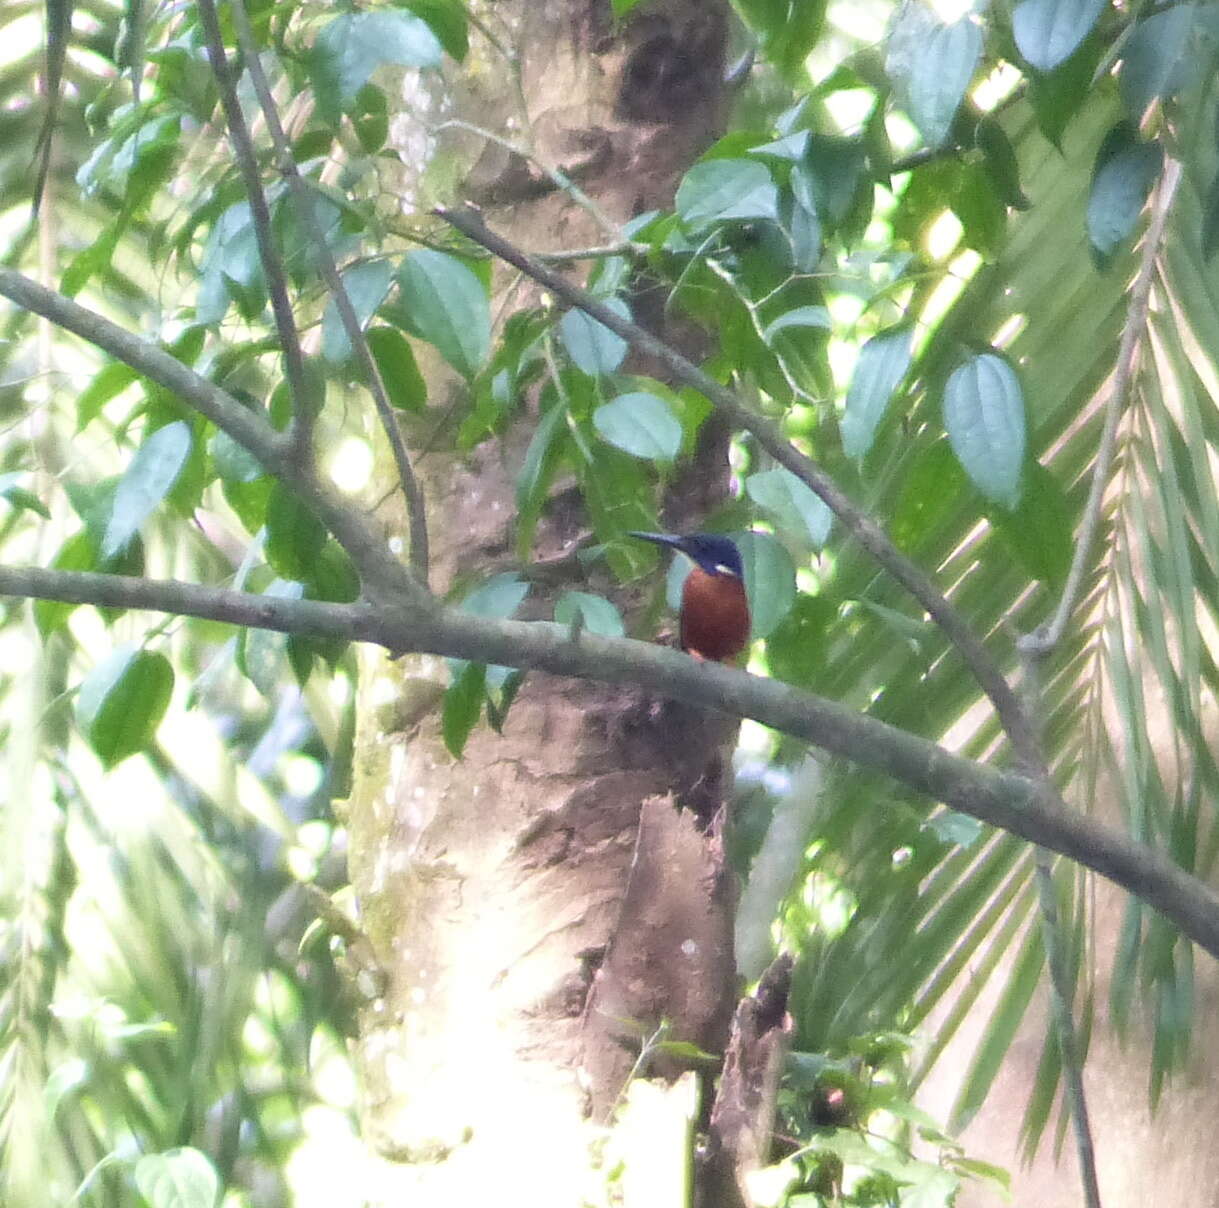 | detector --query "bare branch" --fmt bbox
[197,0,316,452]
[3,560,1219,960]
[228,0,431,586]
[437,205,1038,758]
